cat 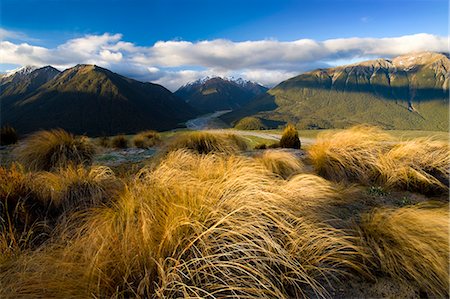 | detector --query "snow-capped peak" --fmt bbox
[2,65,38,78]
[181,75,260,89]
